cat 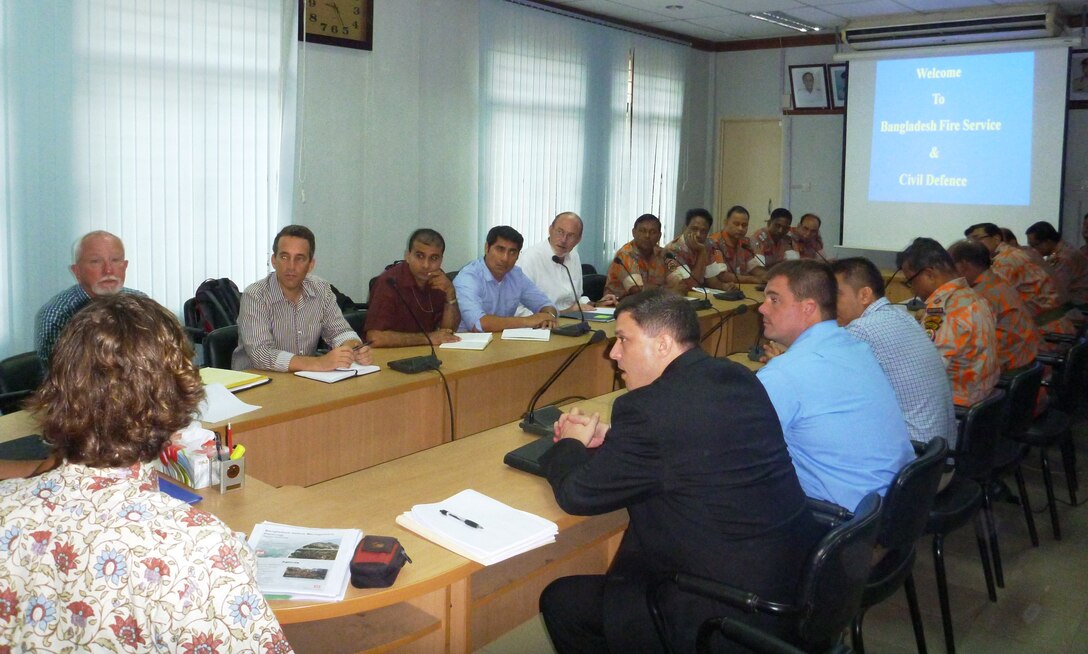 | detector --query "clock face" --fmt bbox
[300,0,373,50]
